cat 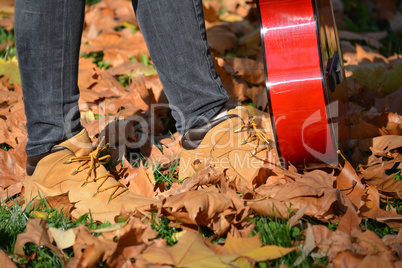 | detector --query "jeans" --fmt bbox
[14,0,229,157]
